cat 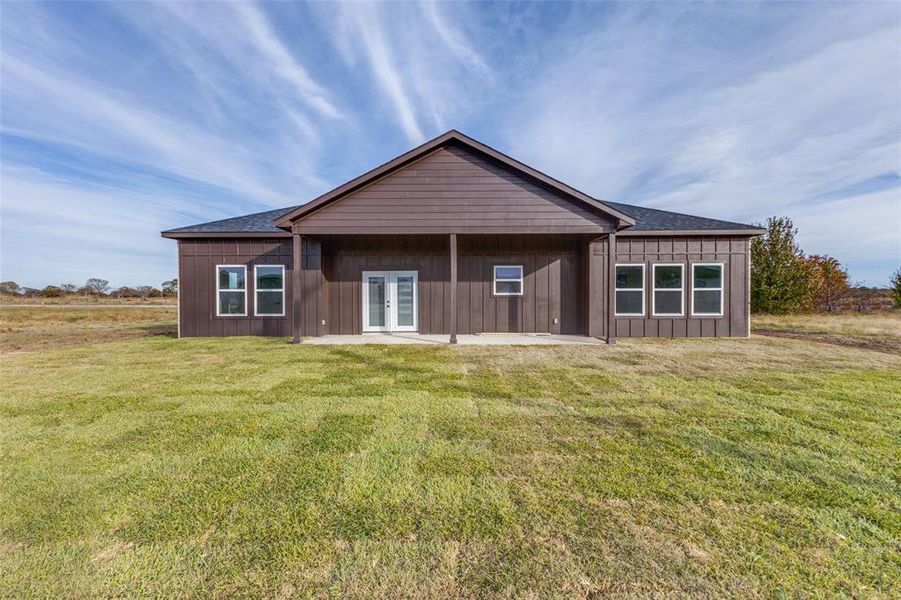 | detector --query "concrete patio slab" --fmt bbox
[303,333,605,345]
